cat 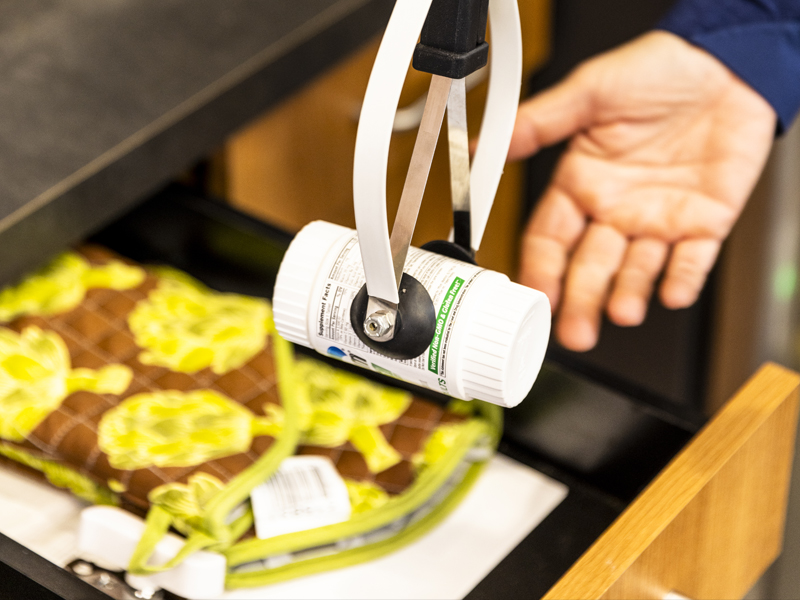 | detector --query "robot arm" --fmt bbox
[273,0,550,408]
